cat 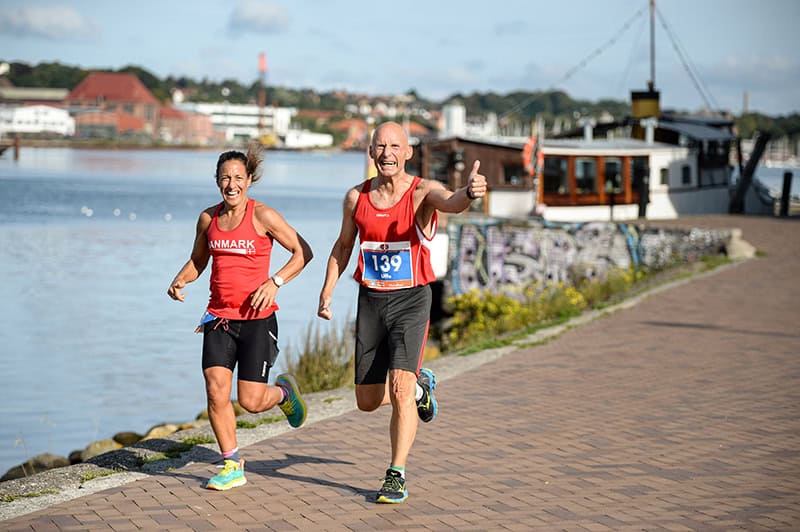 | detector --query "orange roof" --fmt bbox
[406,121,431,136]
[296,109,339,120]
[67,72,159,104]
[330,118,366,132]
[159,106,186,119]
